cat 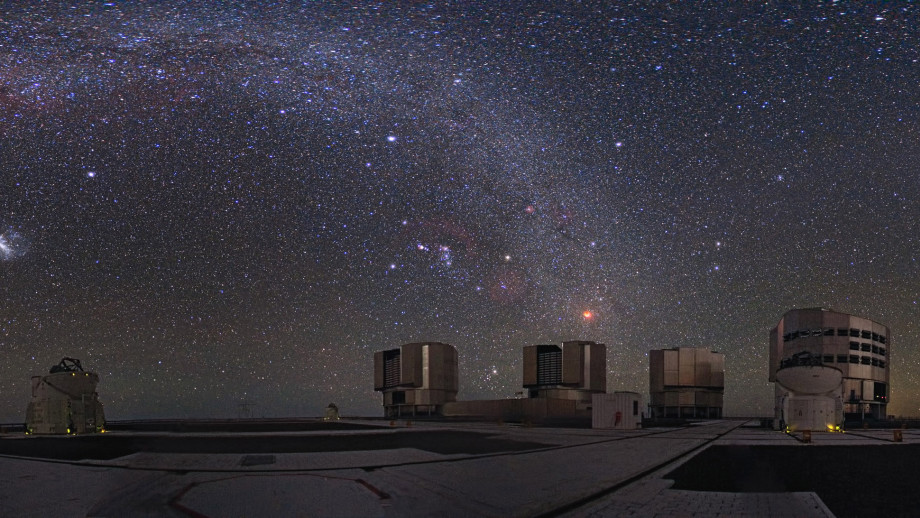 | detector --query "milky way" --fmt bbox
[2,3,920,420]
